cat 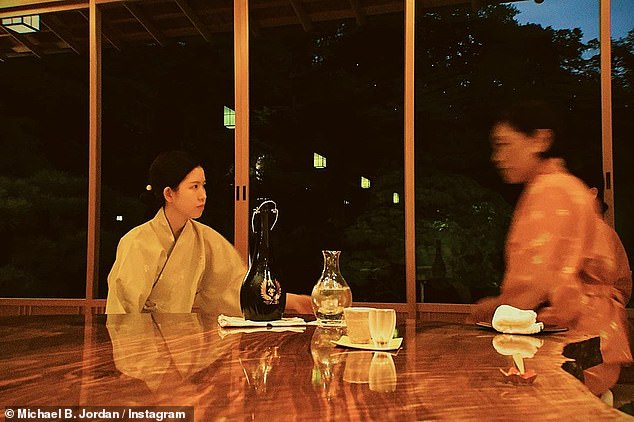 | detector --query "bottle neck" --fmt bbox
[321,251,341,277]
[254,211,271,262]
